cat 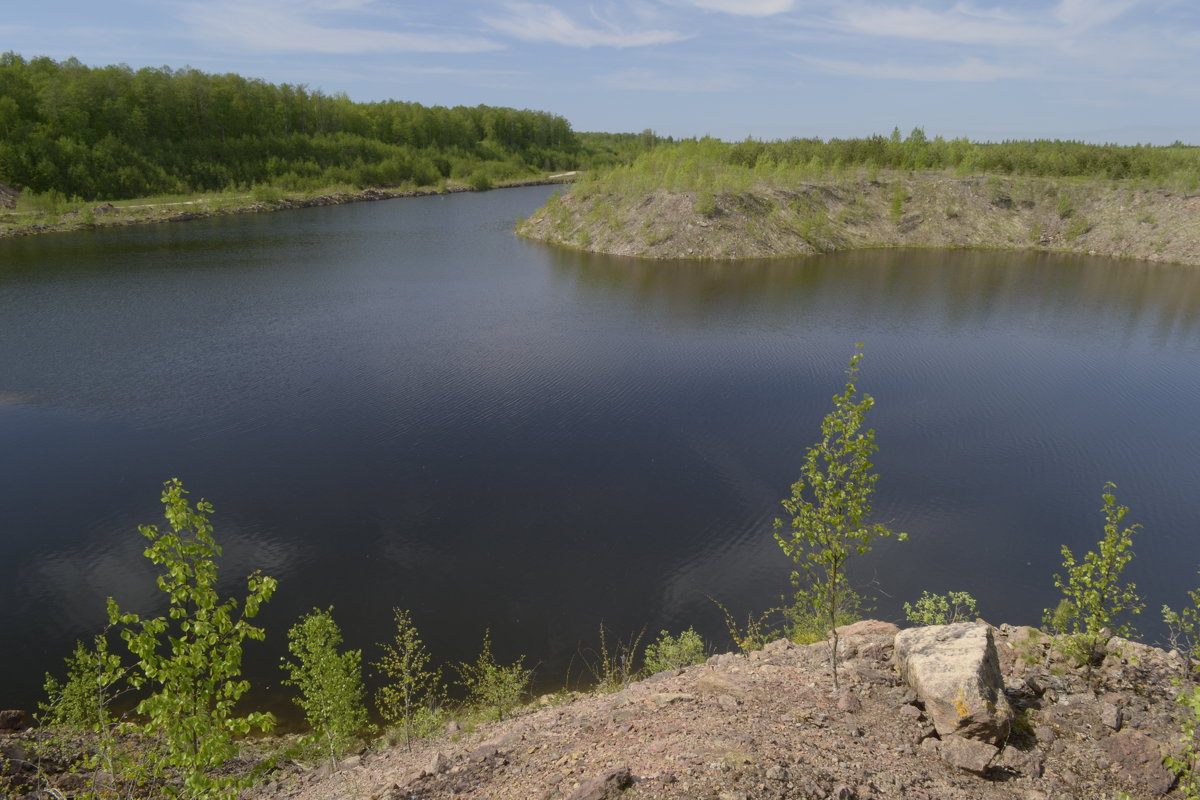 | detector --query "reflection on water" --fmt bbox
[2,188,1199,720]
[547,247,1200,344]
